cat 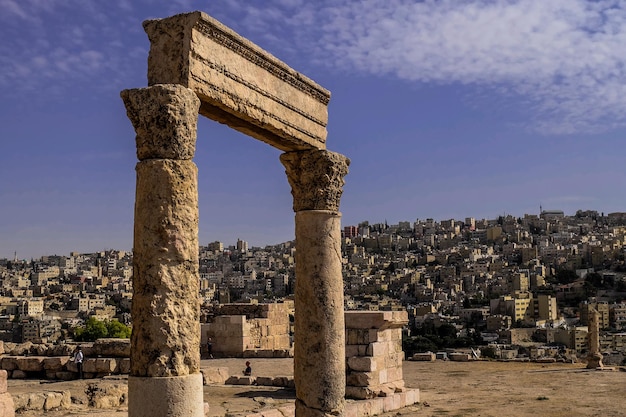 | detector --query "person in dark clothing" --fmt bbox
[207,338,213,359]
[243,361,251,376]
